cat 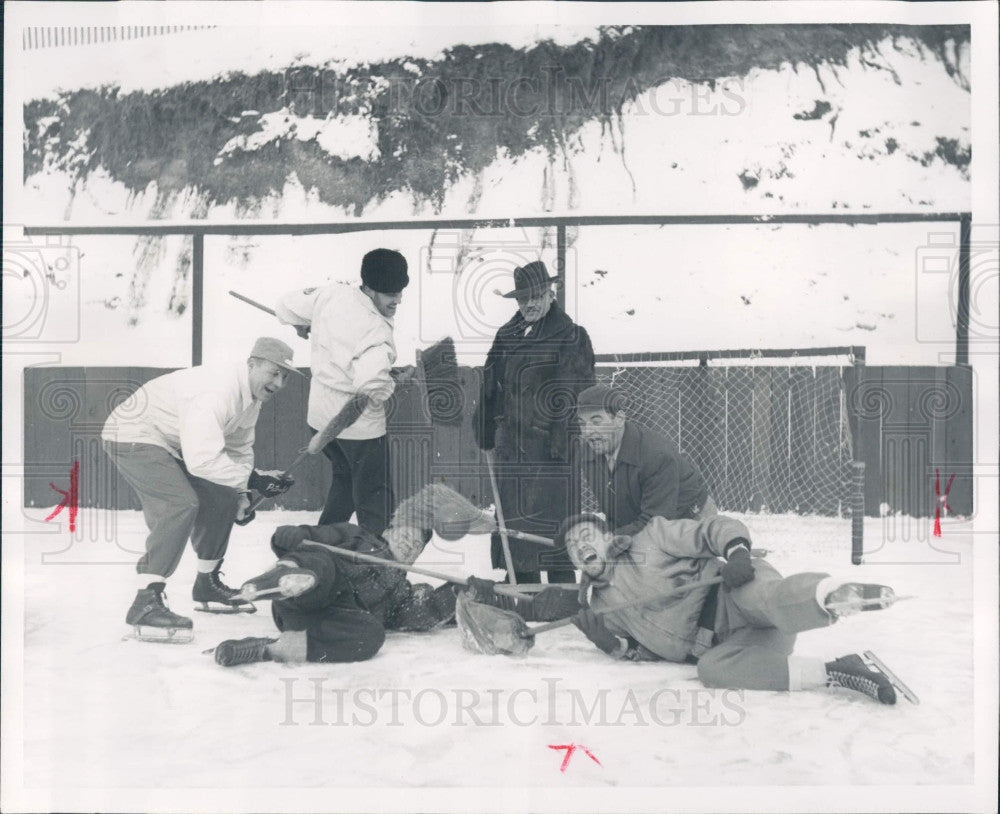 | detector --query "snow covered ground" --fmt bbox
[14,510,975,797]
